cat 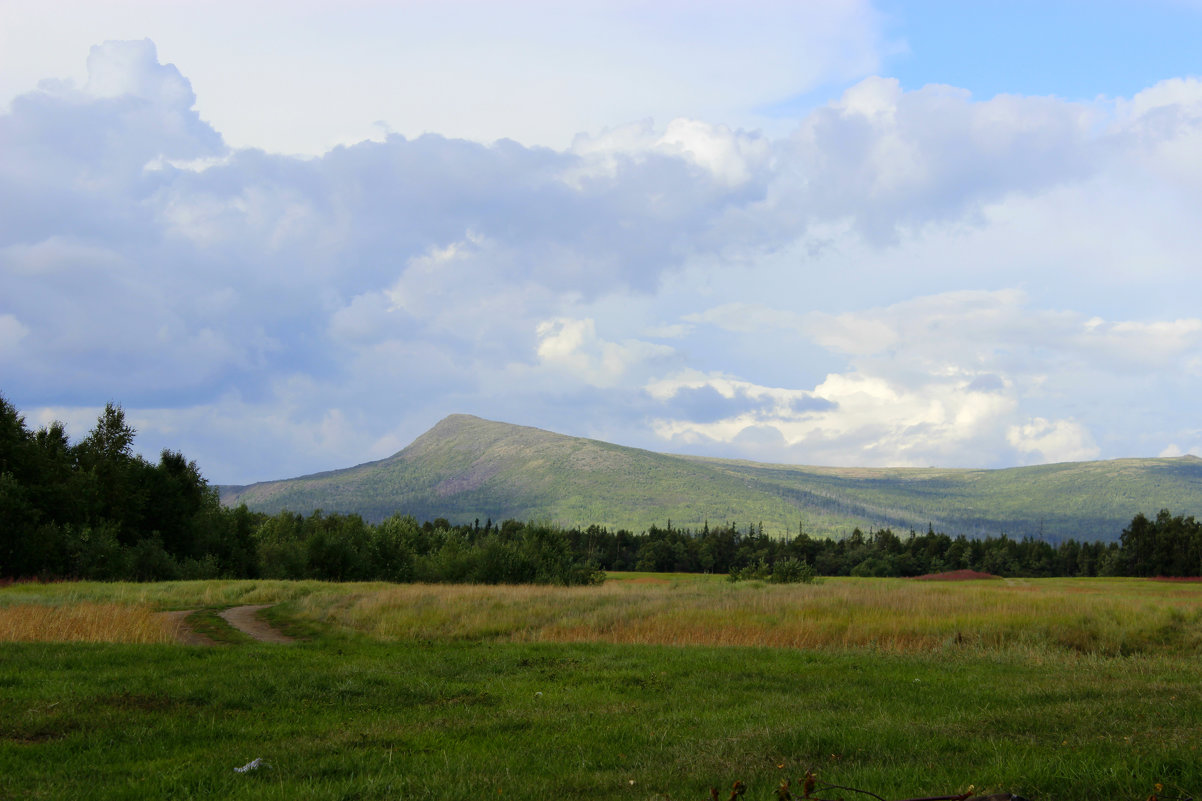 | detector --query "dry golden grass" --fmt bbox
[6,576,1202,655]
[0,602,178,644]
[293,576,1202,657]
